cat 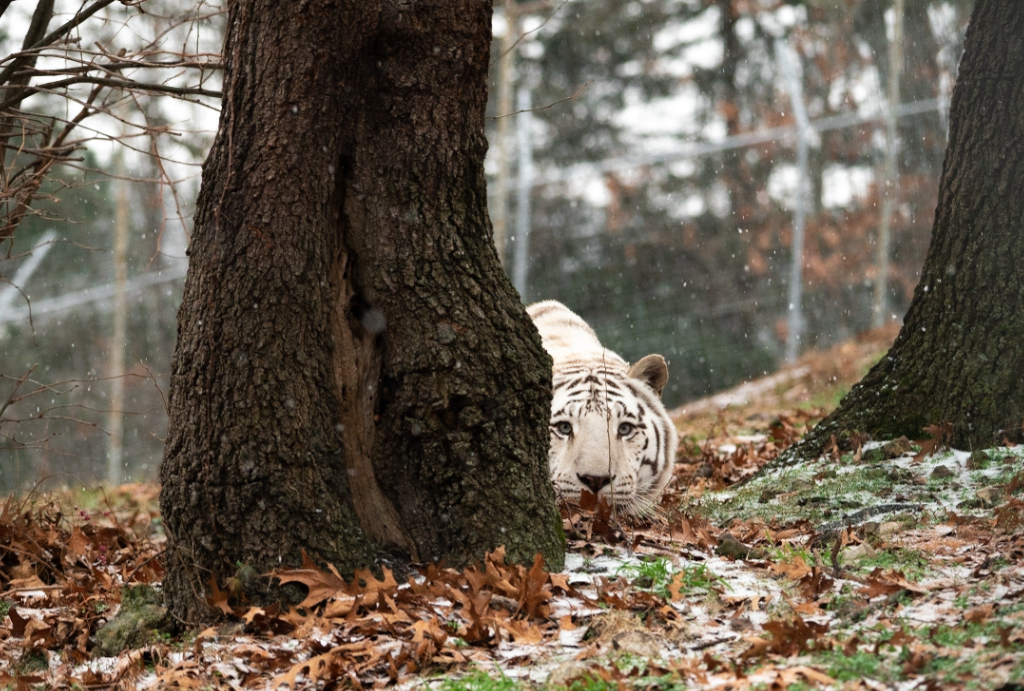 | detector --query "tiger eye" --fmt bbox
[556,421,573,436]
[617,422,635,436]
